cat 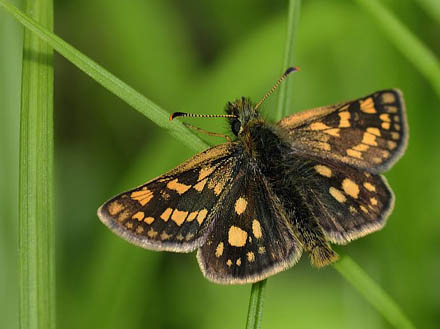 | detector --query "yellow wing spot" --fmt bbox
[381,92,395,103]
[360,205,369,213]
[213,181,225,196]
[394,115,400,122]
[360,98,376,113]
[258,246,266,254]
[197,209,208,225]
[329,187,347,203]
[349,206,358,214]
[347,149,362,159]
[125,222,133,229]
[394,123,401,131]
[132,211,145,221]
[381,150,390,158]
[252,220,263,239]
[118,210,130,222]
[167,179,191,195]
[215,242,224,258]
[342,178,360,199]
[324,128,340,137]
[131,188,154,206]
[391,132,400,140]
[228,226,248,247]
[247,252,255,263]
[226,259,232,267]
[386,105,398,113]
[136,226,144,234]
[193,178,207,192]
[338,111,351,128]
[387,141,397,150]
[314,165,332,177]
[380,113,391,122]
[353,144,369,152]
[317,142,331,151]
[198,166,216,181]
[370,197,378,206]
[185,233,194,241]
[235,197,248,215]
[363,182,376,192]
[381,122,391,130]
[362,132,378,146]
[108,201,124,215]
[176,234,184,241]
[160,231,172,240]
[367,127,381,136]
[310,122,331,130]
[236,258,242,266]
[147,228,158,238]
[144,217,155,224]
[171,209,188,226]
[187,211,198,222]
[160,208,173,222]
